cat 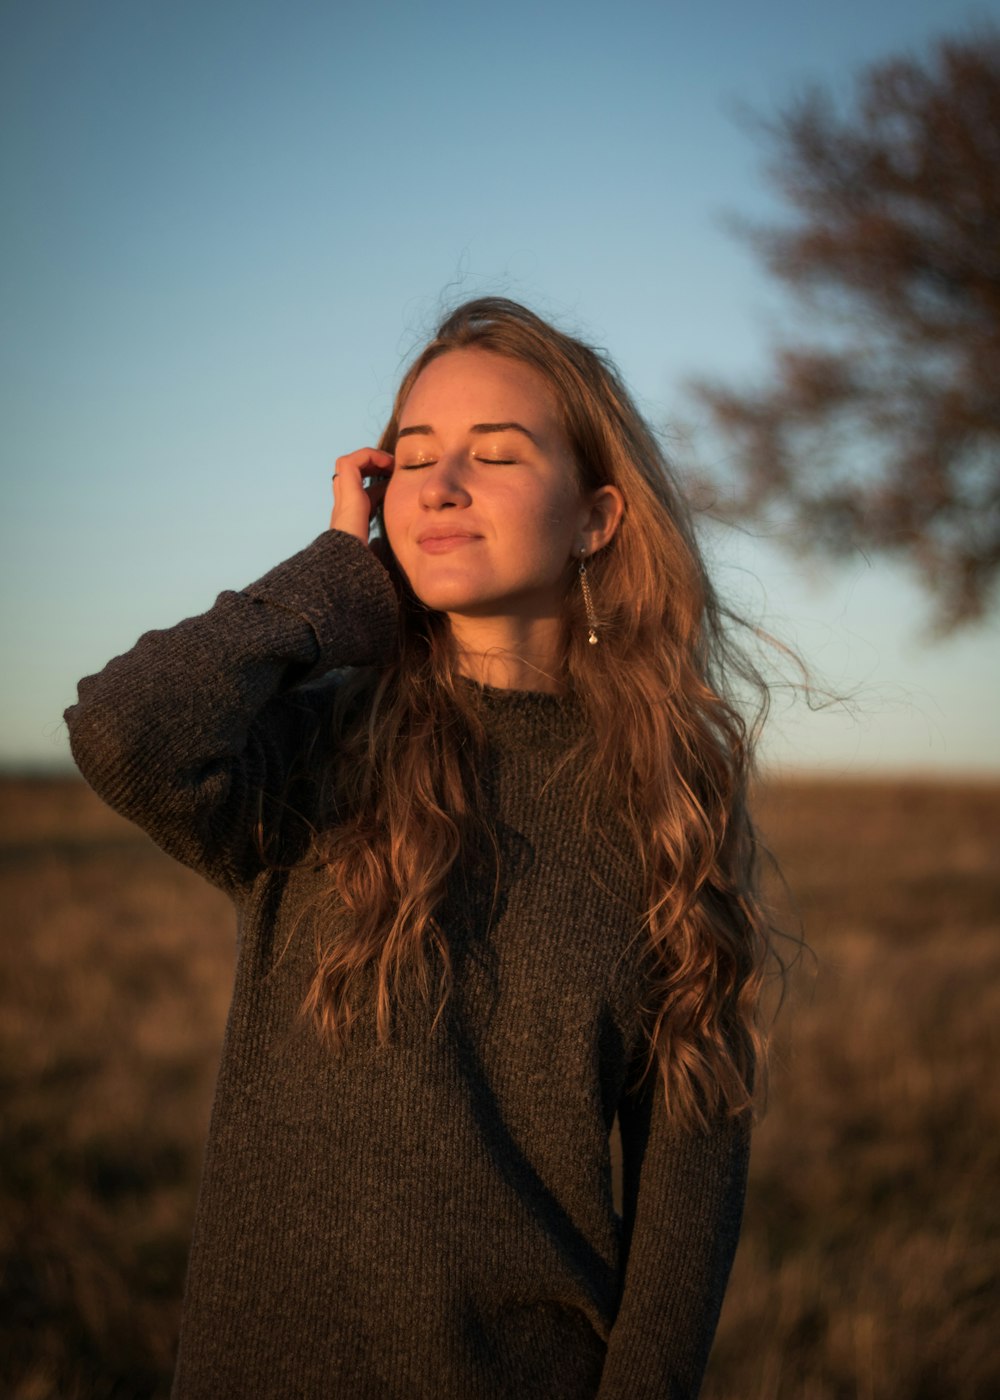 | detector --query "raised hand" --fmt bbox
[329,448,394,547]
